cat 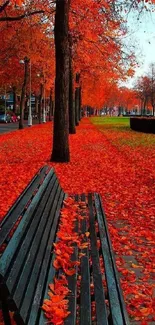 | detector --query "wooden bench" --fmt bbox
[0,166,130,325]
